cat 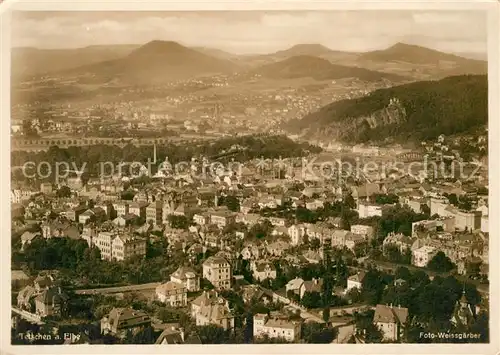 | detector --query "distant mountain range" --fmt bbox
[286,74,487,144]
[11,44,140,80]
[241,43,360,66]
[245,42,487,78]
[358,43,487,77]
[253,55,406,82]
[192,47,241,60]
[453,52,487,61]
[57,40,240,84]
[12,41,487,84]
[273,43,351,59]
[360,42,478,65]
